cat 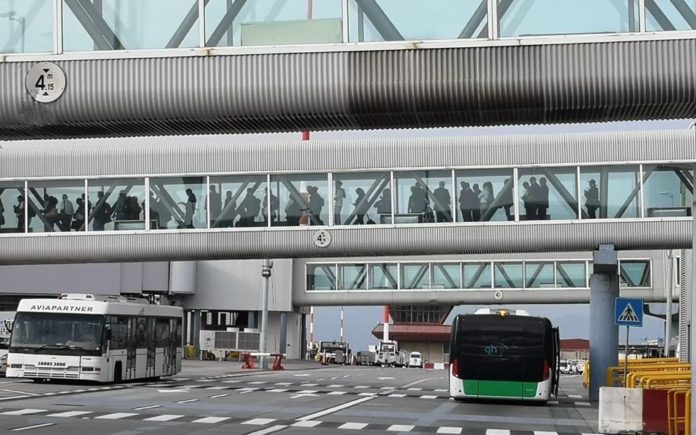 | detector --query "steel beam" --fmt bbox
[64,0,125,50]
[206,0,247,47]
[645,0,677,30]
[168,0,210,48]
[354,0,403,41]
[670,0,696,29]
